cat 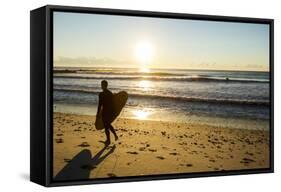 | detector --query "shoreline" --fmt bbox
[54,103,270,131]
[53,112,270,180]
